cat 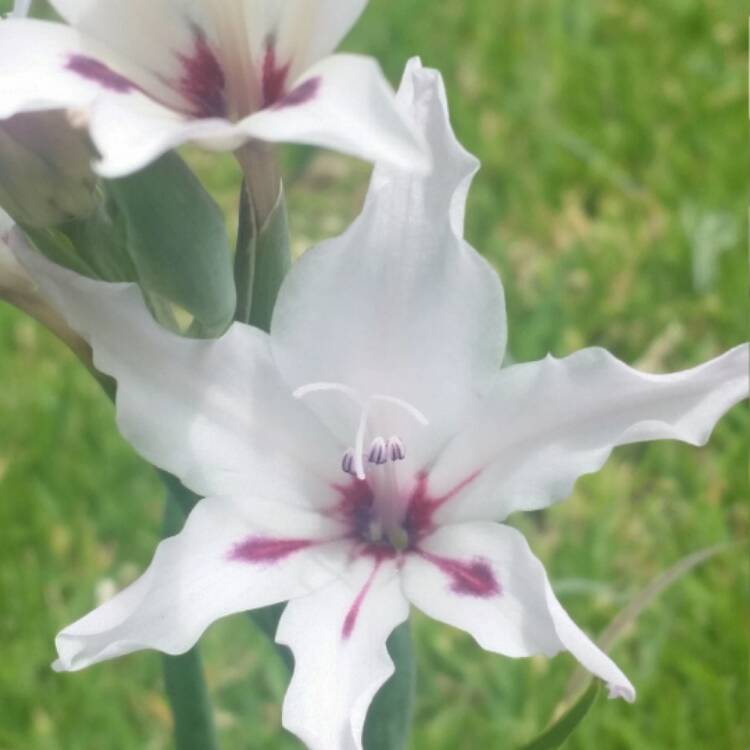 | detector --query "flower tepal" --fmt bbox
[0,0,428,177]
[13,60,749,750]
